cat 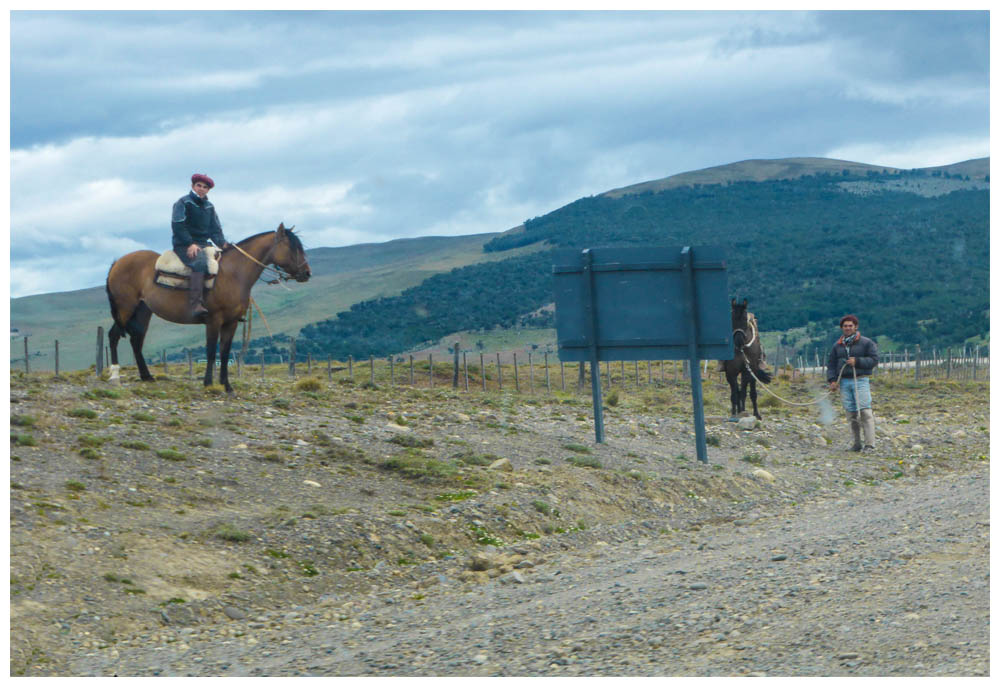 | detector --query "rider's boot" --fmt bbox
[188,271,209,322]
[860,408,876,451]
